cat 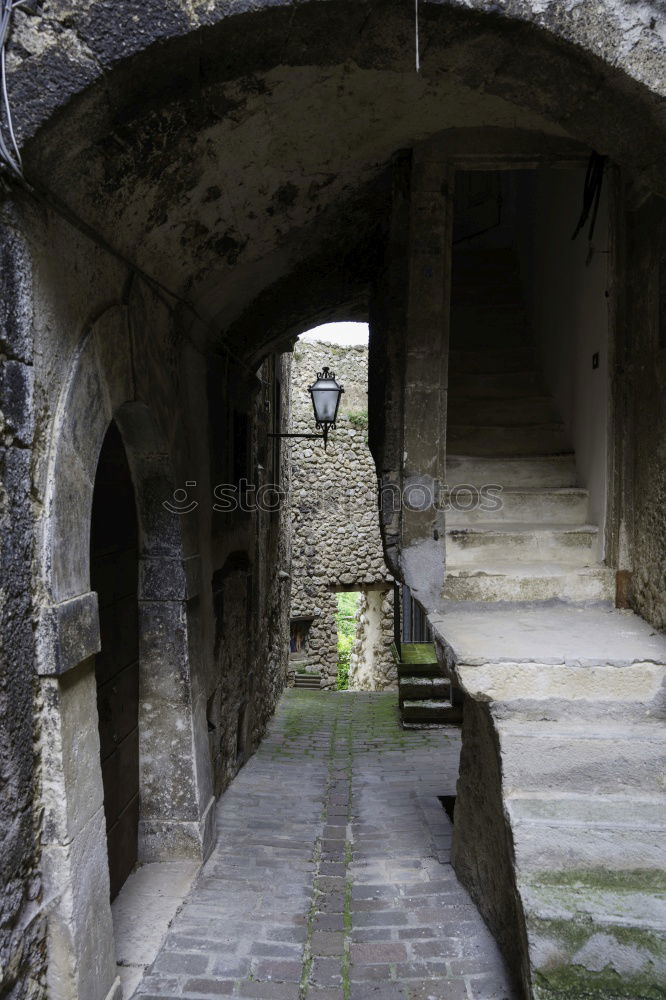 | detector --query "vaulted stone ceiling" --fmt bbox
[9,0,666,358]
